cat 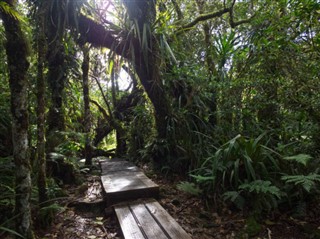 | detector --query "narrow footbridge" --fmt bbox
[100,158,192,239]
